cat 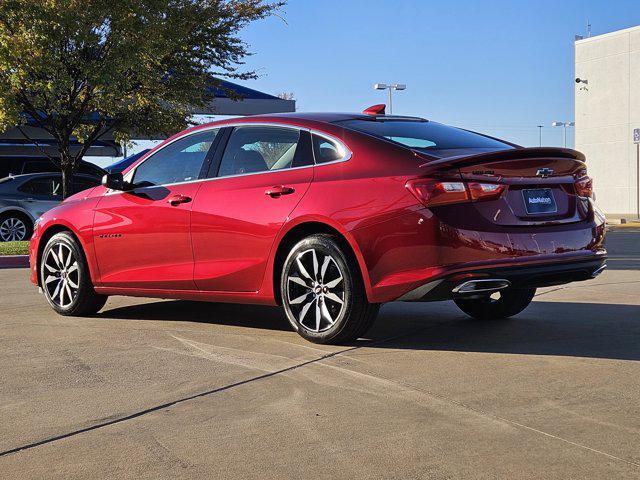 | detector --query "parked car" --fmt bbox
[105,149,151,174]
[0,156,105,179]
[0,173,102,242]
[29,109,606,344]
